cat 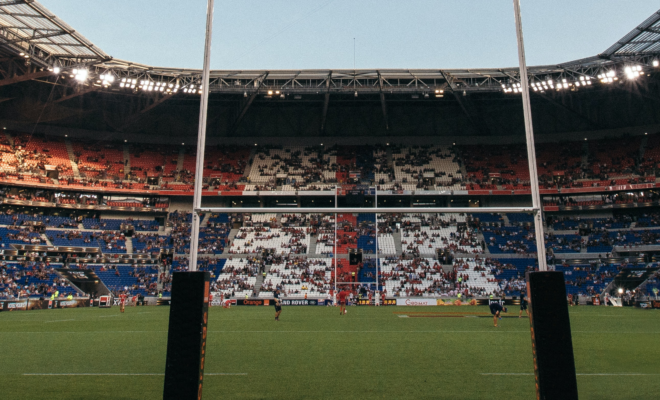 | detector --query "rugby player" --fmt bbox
[489,301,507,327]
[519,293,529,318]
[273,290,282,321]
